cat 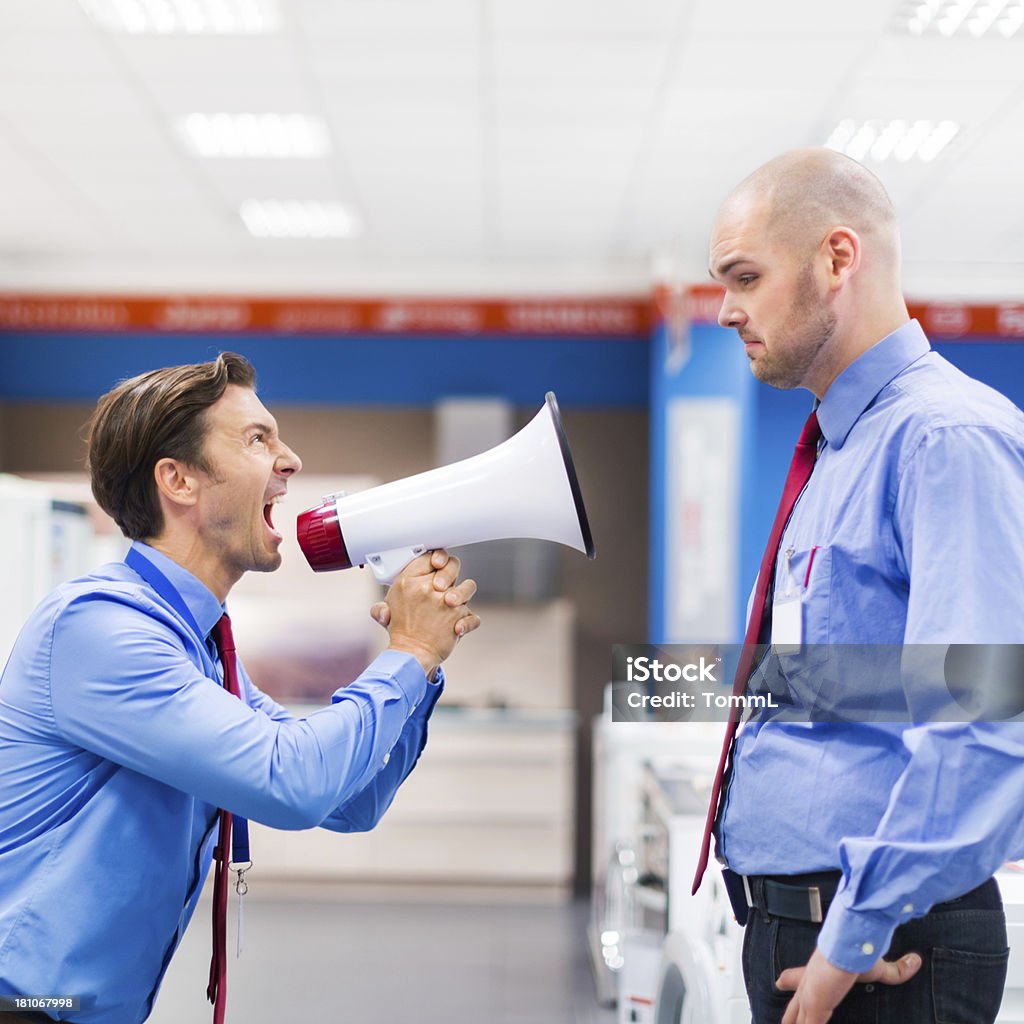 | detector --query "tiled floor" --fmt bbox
[148,887,617,1024]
